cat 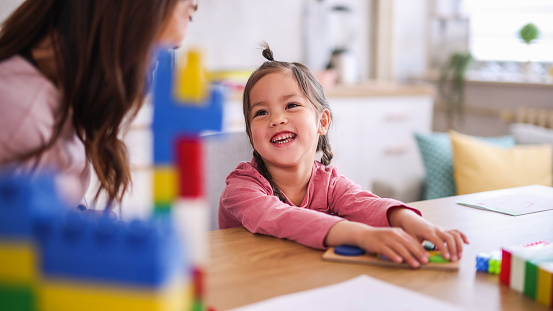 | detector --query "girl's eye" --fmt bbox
[253,110,268,117]
[286,103,299,109]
